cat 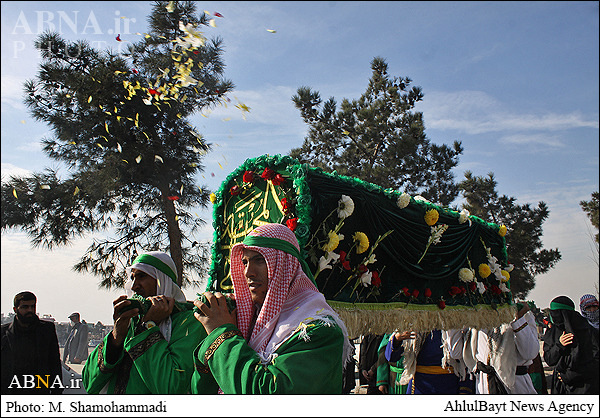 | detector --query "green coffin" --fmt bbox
[206,154,515,336]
